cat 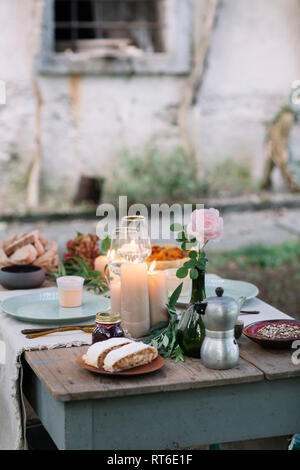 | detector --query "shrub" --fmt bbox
[105,147,201,204]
